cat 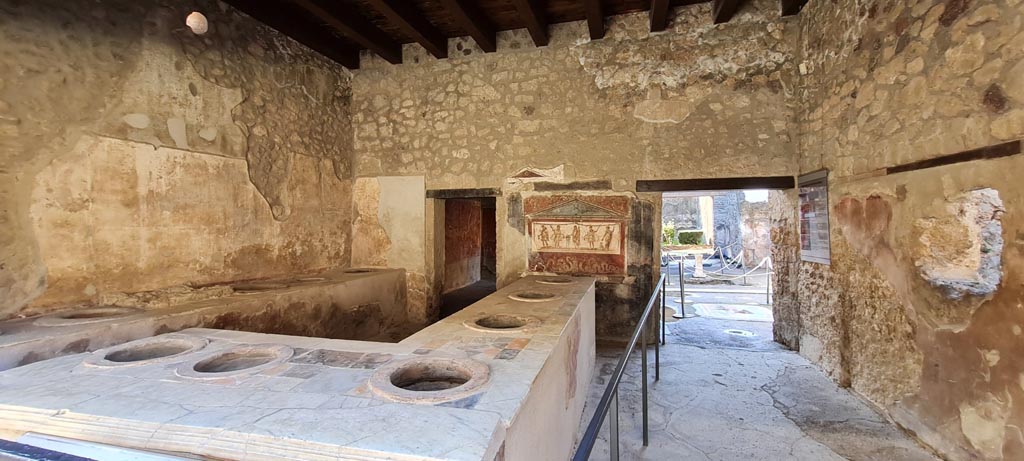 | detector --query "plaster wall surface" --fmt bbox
[790,0,1024,459]
[351,176,430,324]
[0,0,354,318]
